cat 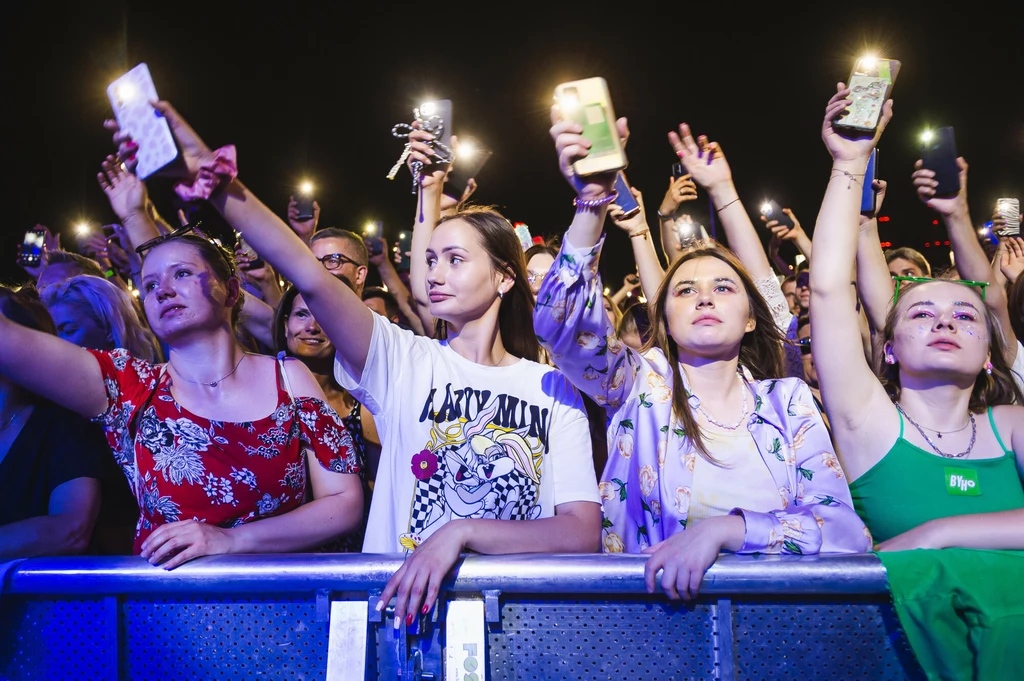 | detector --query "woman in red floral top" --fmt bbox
[0,232,363,568]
